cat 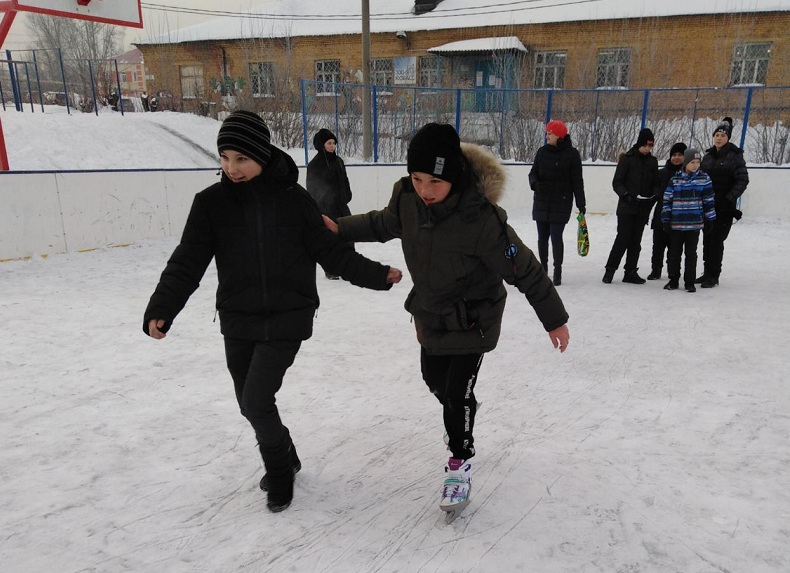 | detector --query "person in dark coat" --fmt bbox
[697,117,749,288]
[143,111,402,513]
[528,120,586,286]
[602,128,660,284]
[323,123,569,516]
[647,142,687,280]
[306,128,354,279]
